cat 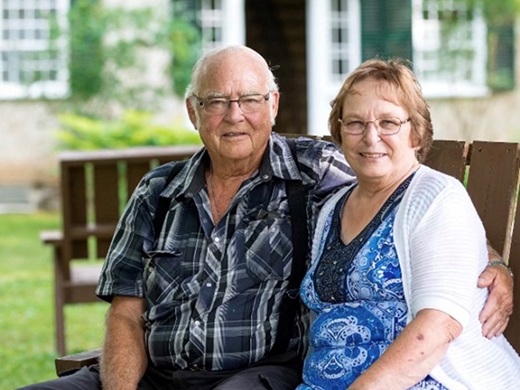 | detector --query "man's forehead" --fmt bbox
[197,69,267,96]
[196,52,267,93]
